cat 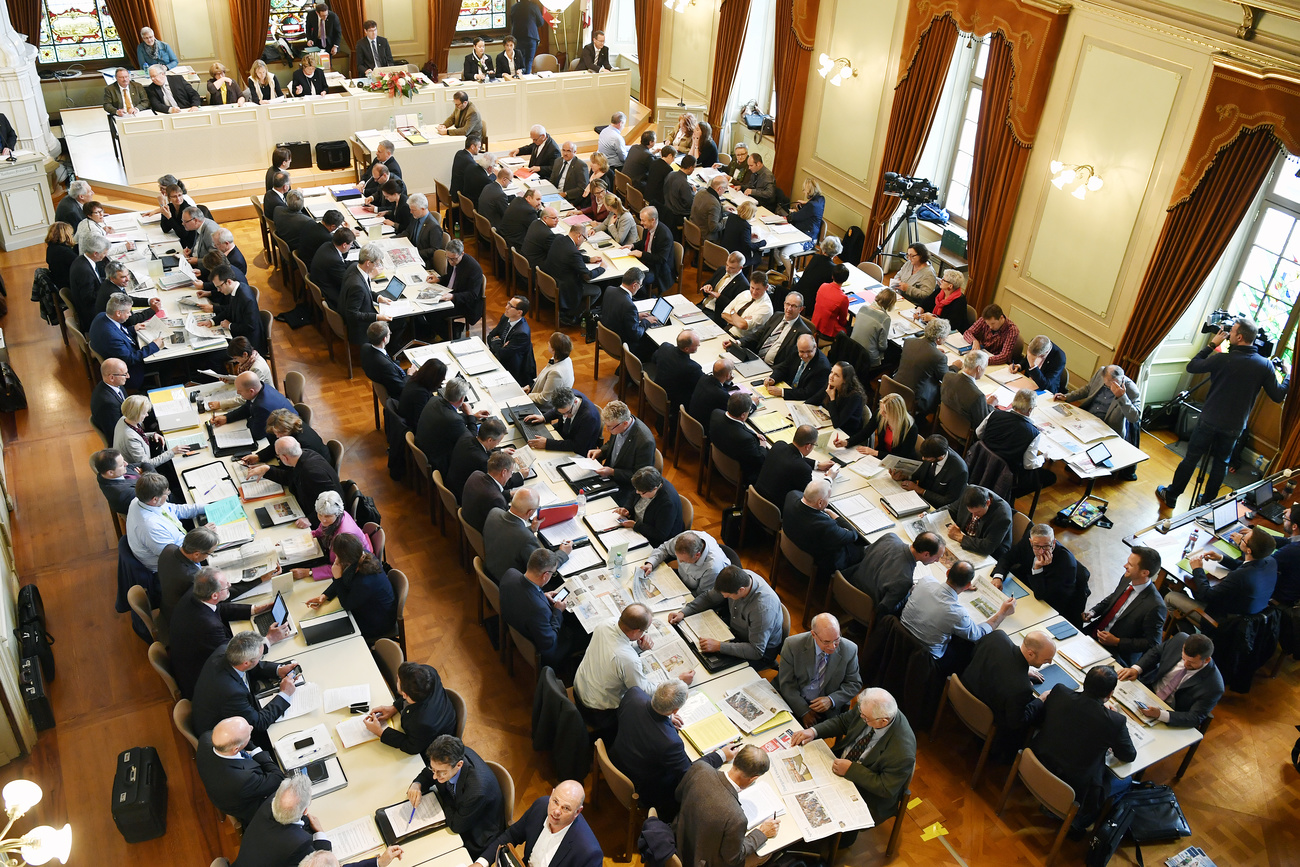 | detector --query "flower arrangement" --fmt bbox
[363,71,422,100]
